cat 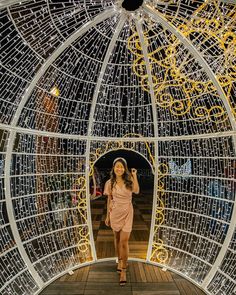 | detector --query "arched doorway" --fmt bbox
[90,149,154,260]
